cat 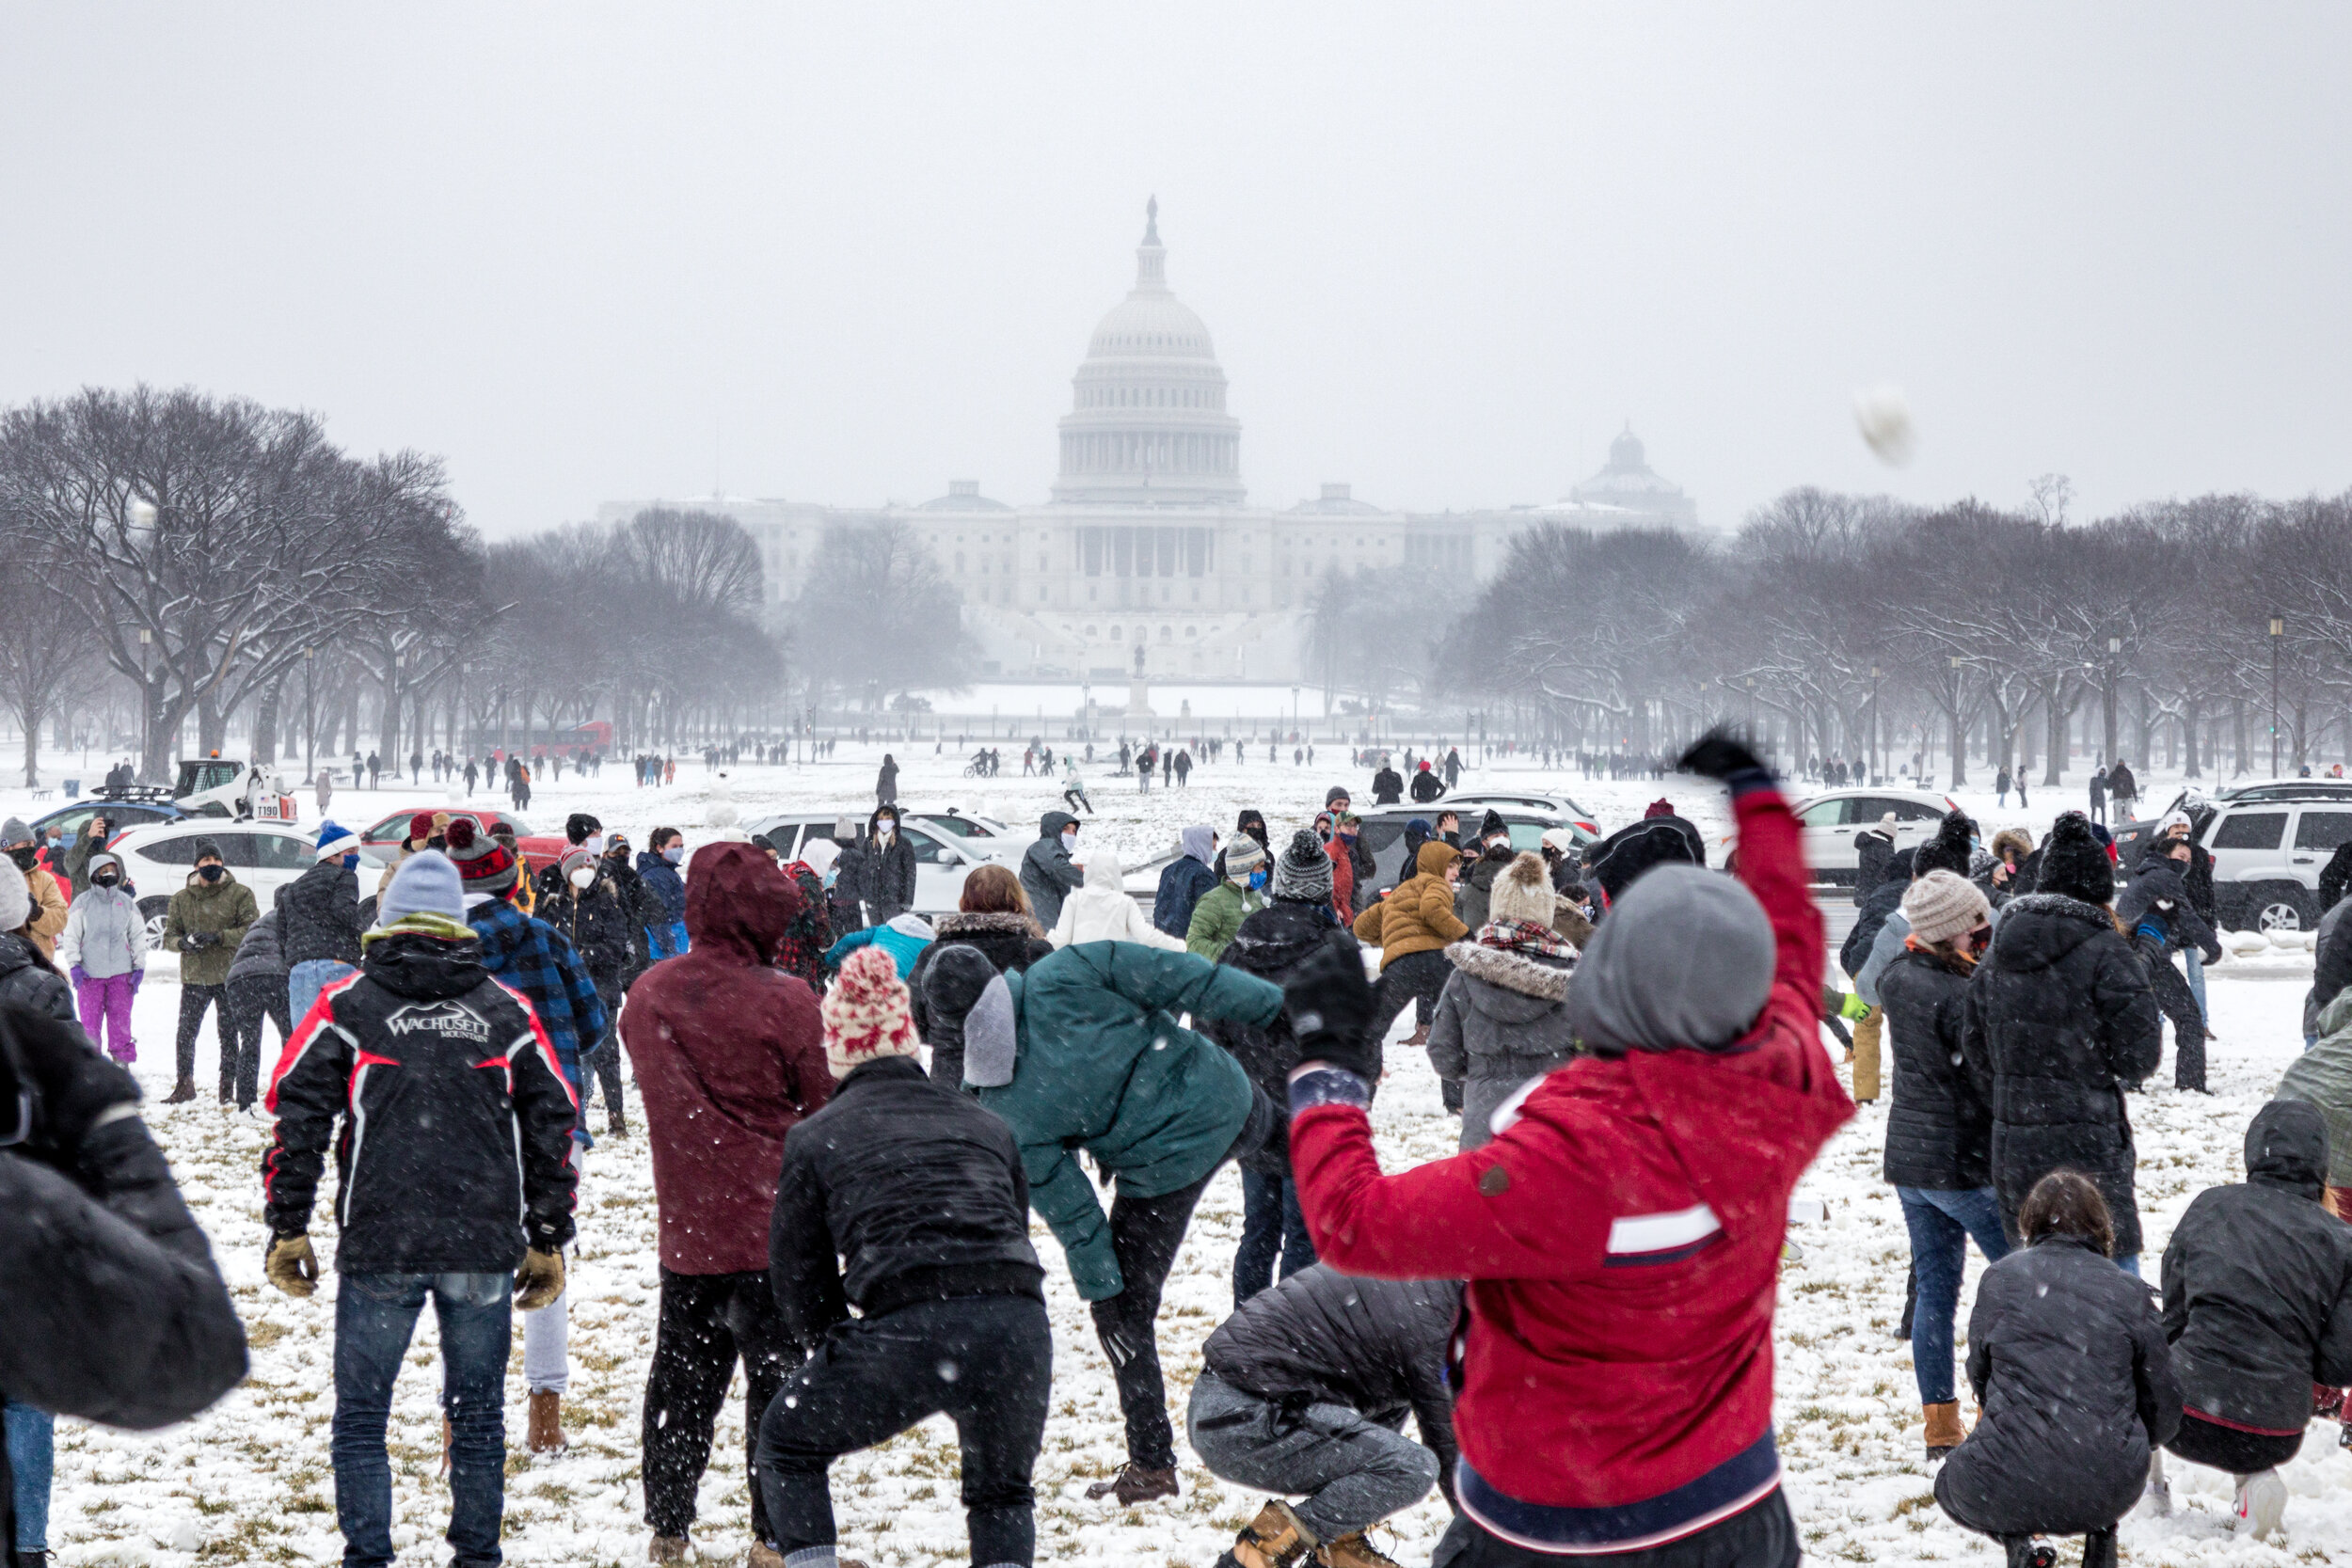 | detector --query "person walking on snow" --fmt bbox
[1275,732,1852,1565]
[621,844,834,1568]
[160,839,258,1105]
[874,752,898,807]
[2106,758,2138,823]
[58,850,145,1064]
[1020,812,1085,930]
[2088,764,2109,826]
